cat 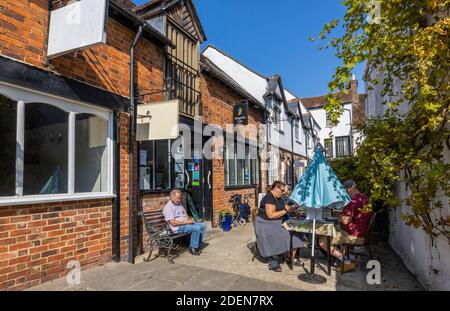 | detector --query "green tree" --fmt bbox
[314,0,450,244]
